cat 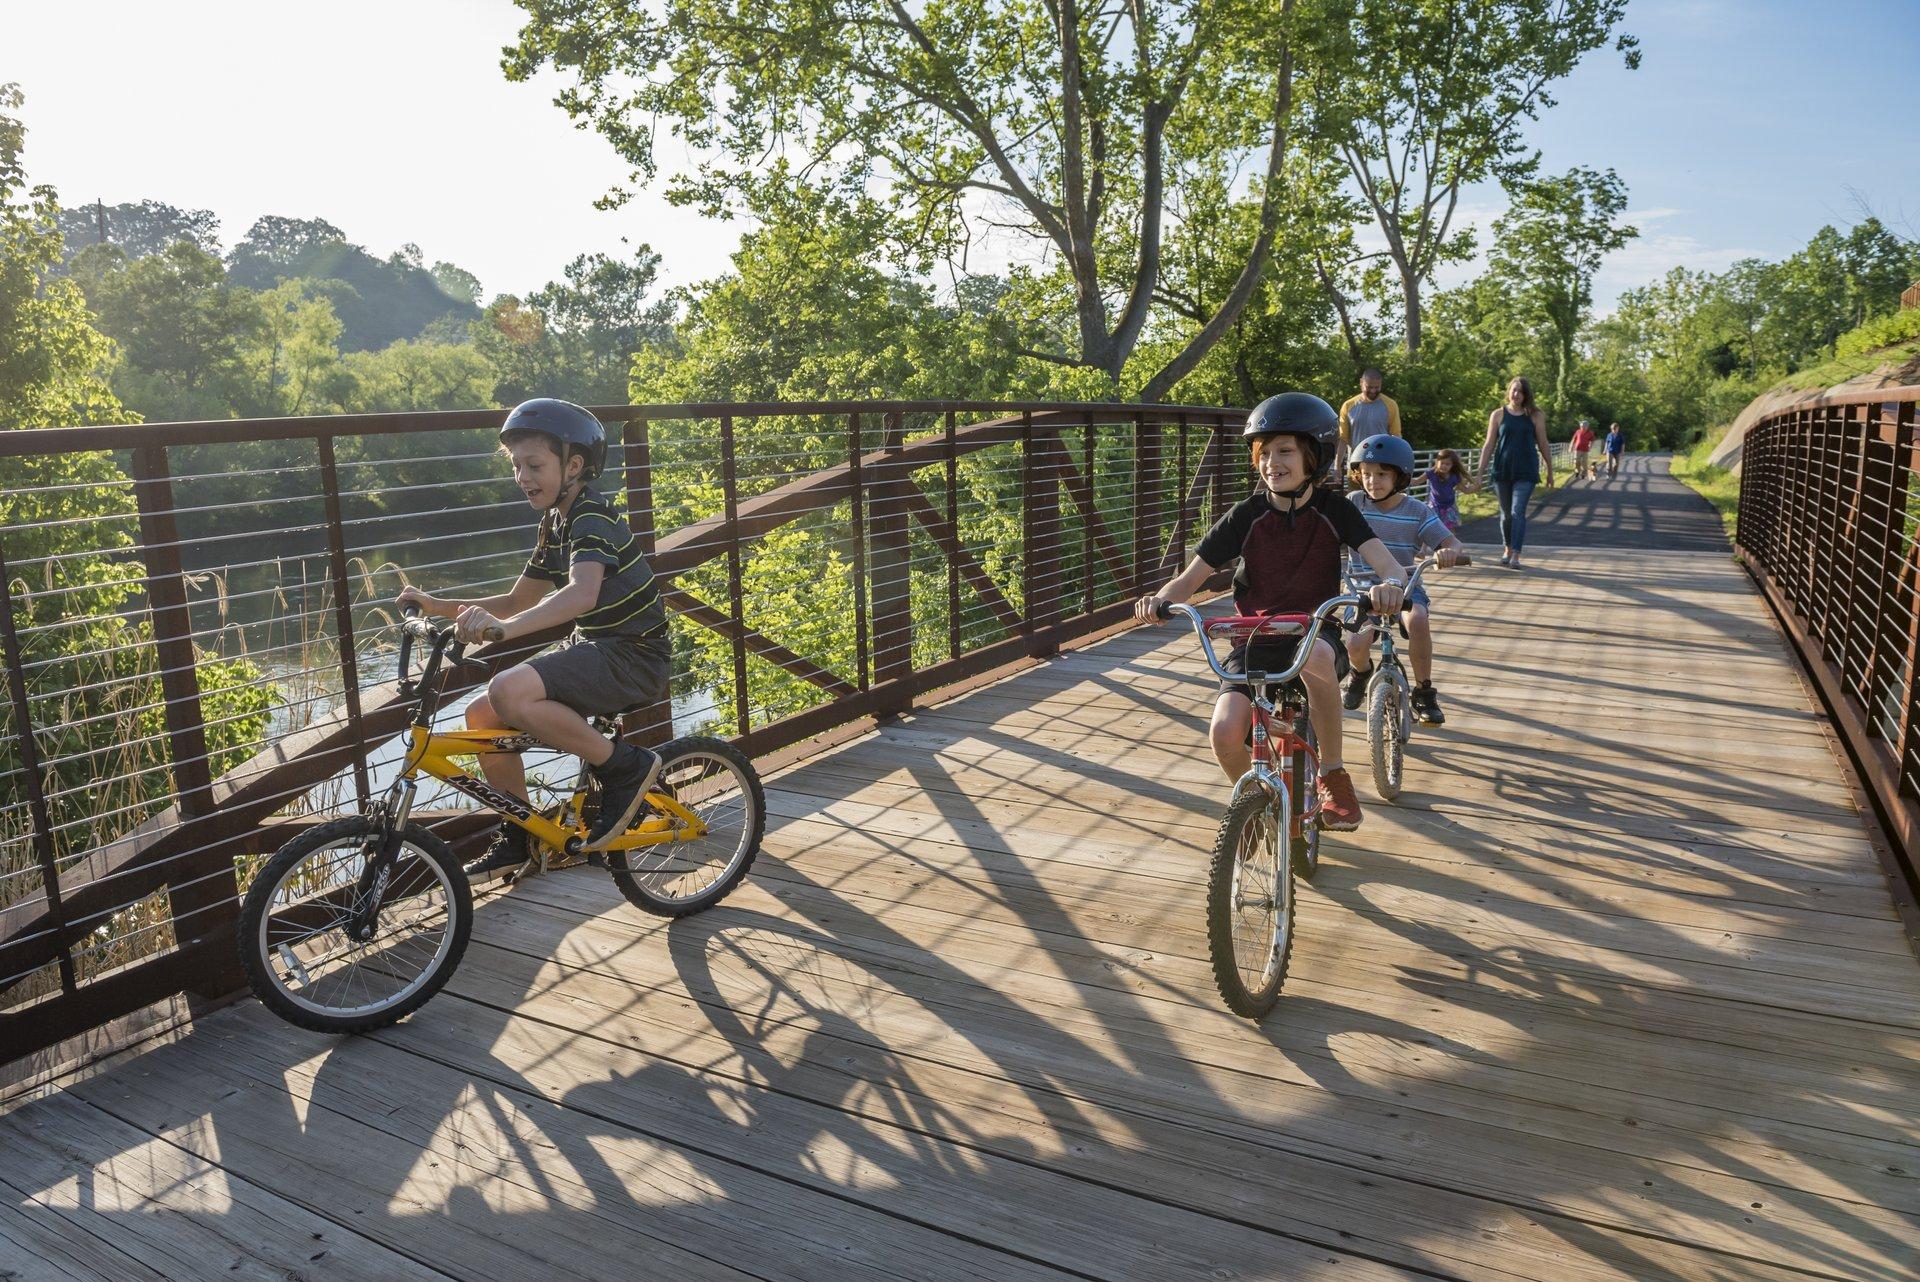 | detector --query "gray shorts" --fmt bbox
[526,635,671,718]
